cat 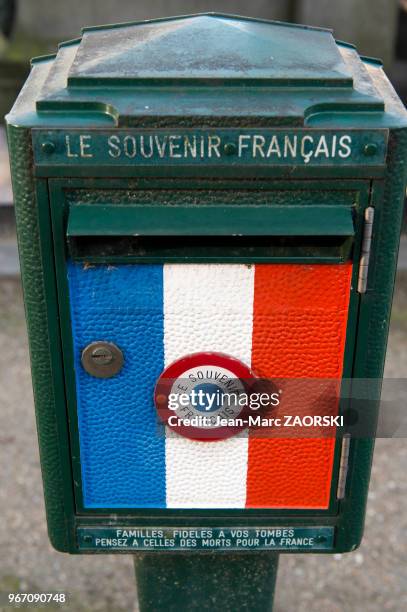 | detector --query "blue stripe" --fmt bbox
[68,261,166,508]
